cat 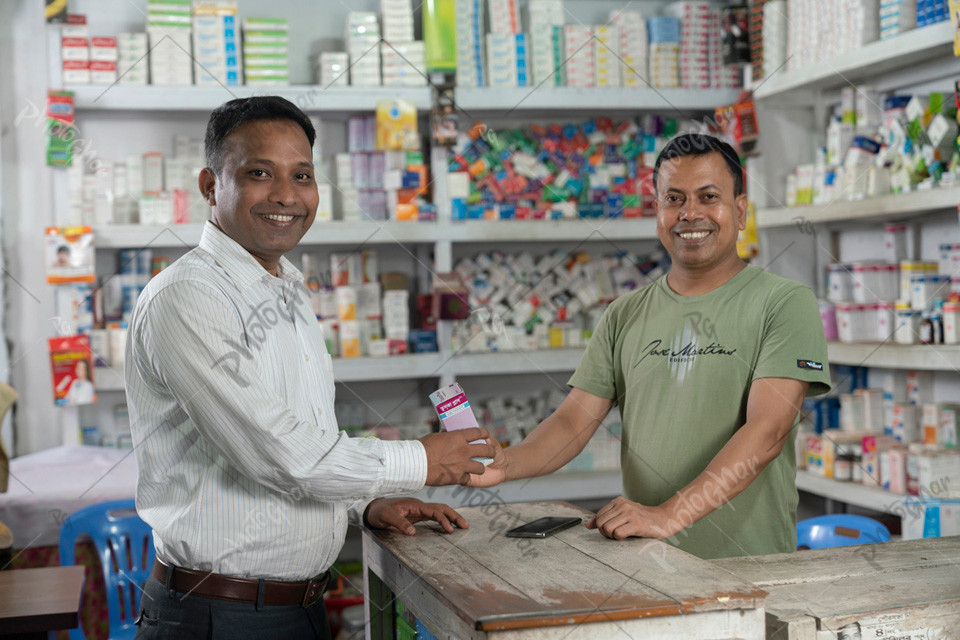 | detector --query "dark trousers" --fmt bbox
[135,575,332,640]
